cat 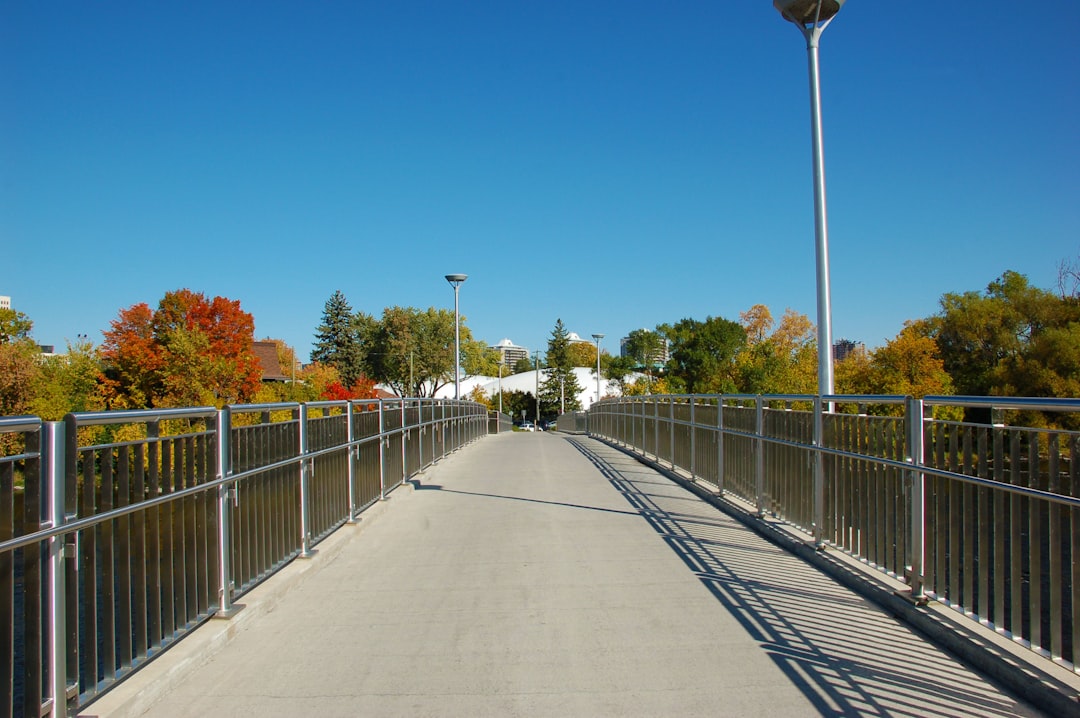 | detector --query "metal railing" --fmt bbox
[588,394,1080,672]
[1,398,487,718]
